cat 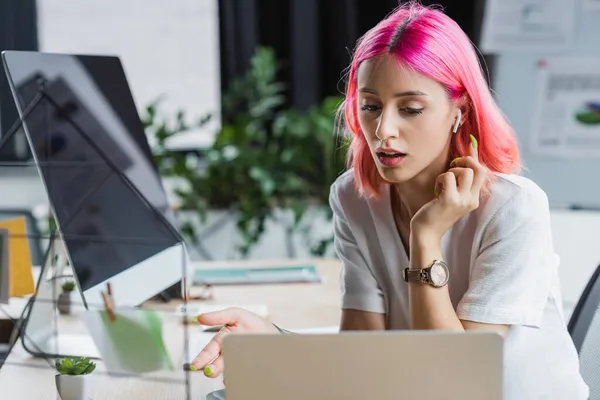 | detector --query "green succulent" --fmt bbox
[55,357,96,375]
[61,281,76,293]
